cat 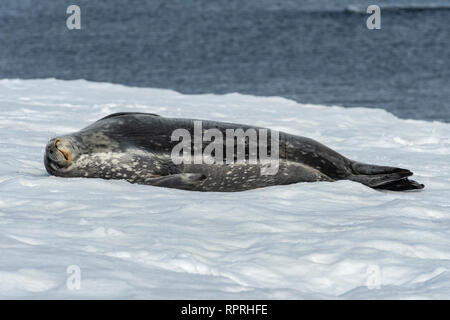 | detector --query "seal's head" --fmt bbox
[44,136,81,177]
[44,123,159,183]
